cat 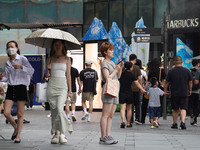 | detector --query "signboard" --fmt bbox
[133,36,162,43]
[134,28,161,36]
[167,18,199,29]
[25,55,43,105]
